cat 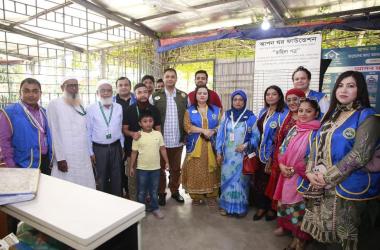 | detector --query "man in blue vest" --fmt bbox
[0,78,53,174]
